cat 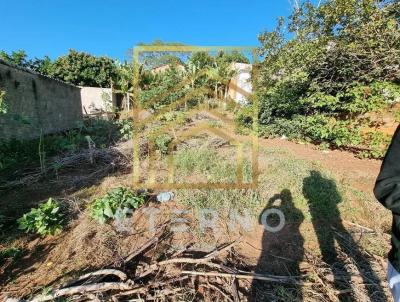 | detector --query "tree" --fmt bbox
[30,56,54,76]
[134,40,190,69]
[0,50,30,68]
[184,60,200,88]
[216,50,250,64]
[206,61,236,100]
[51,49,118,87]
[247,0,400,158]
[139,63,187,110]
[189,51,214,70]
[258,0,399,99]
